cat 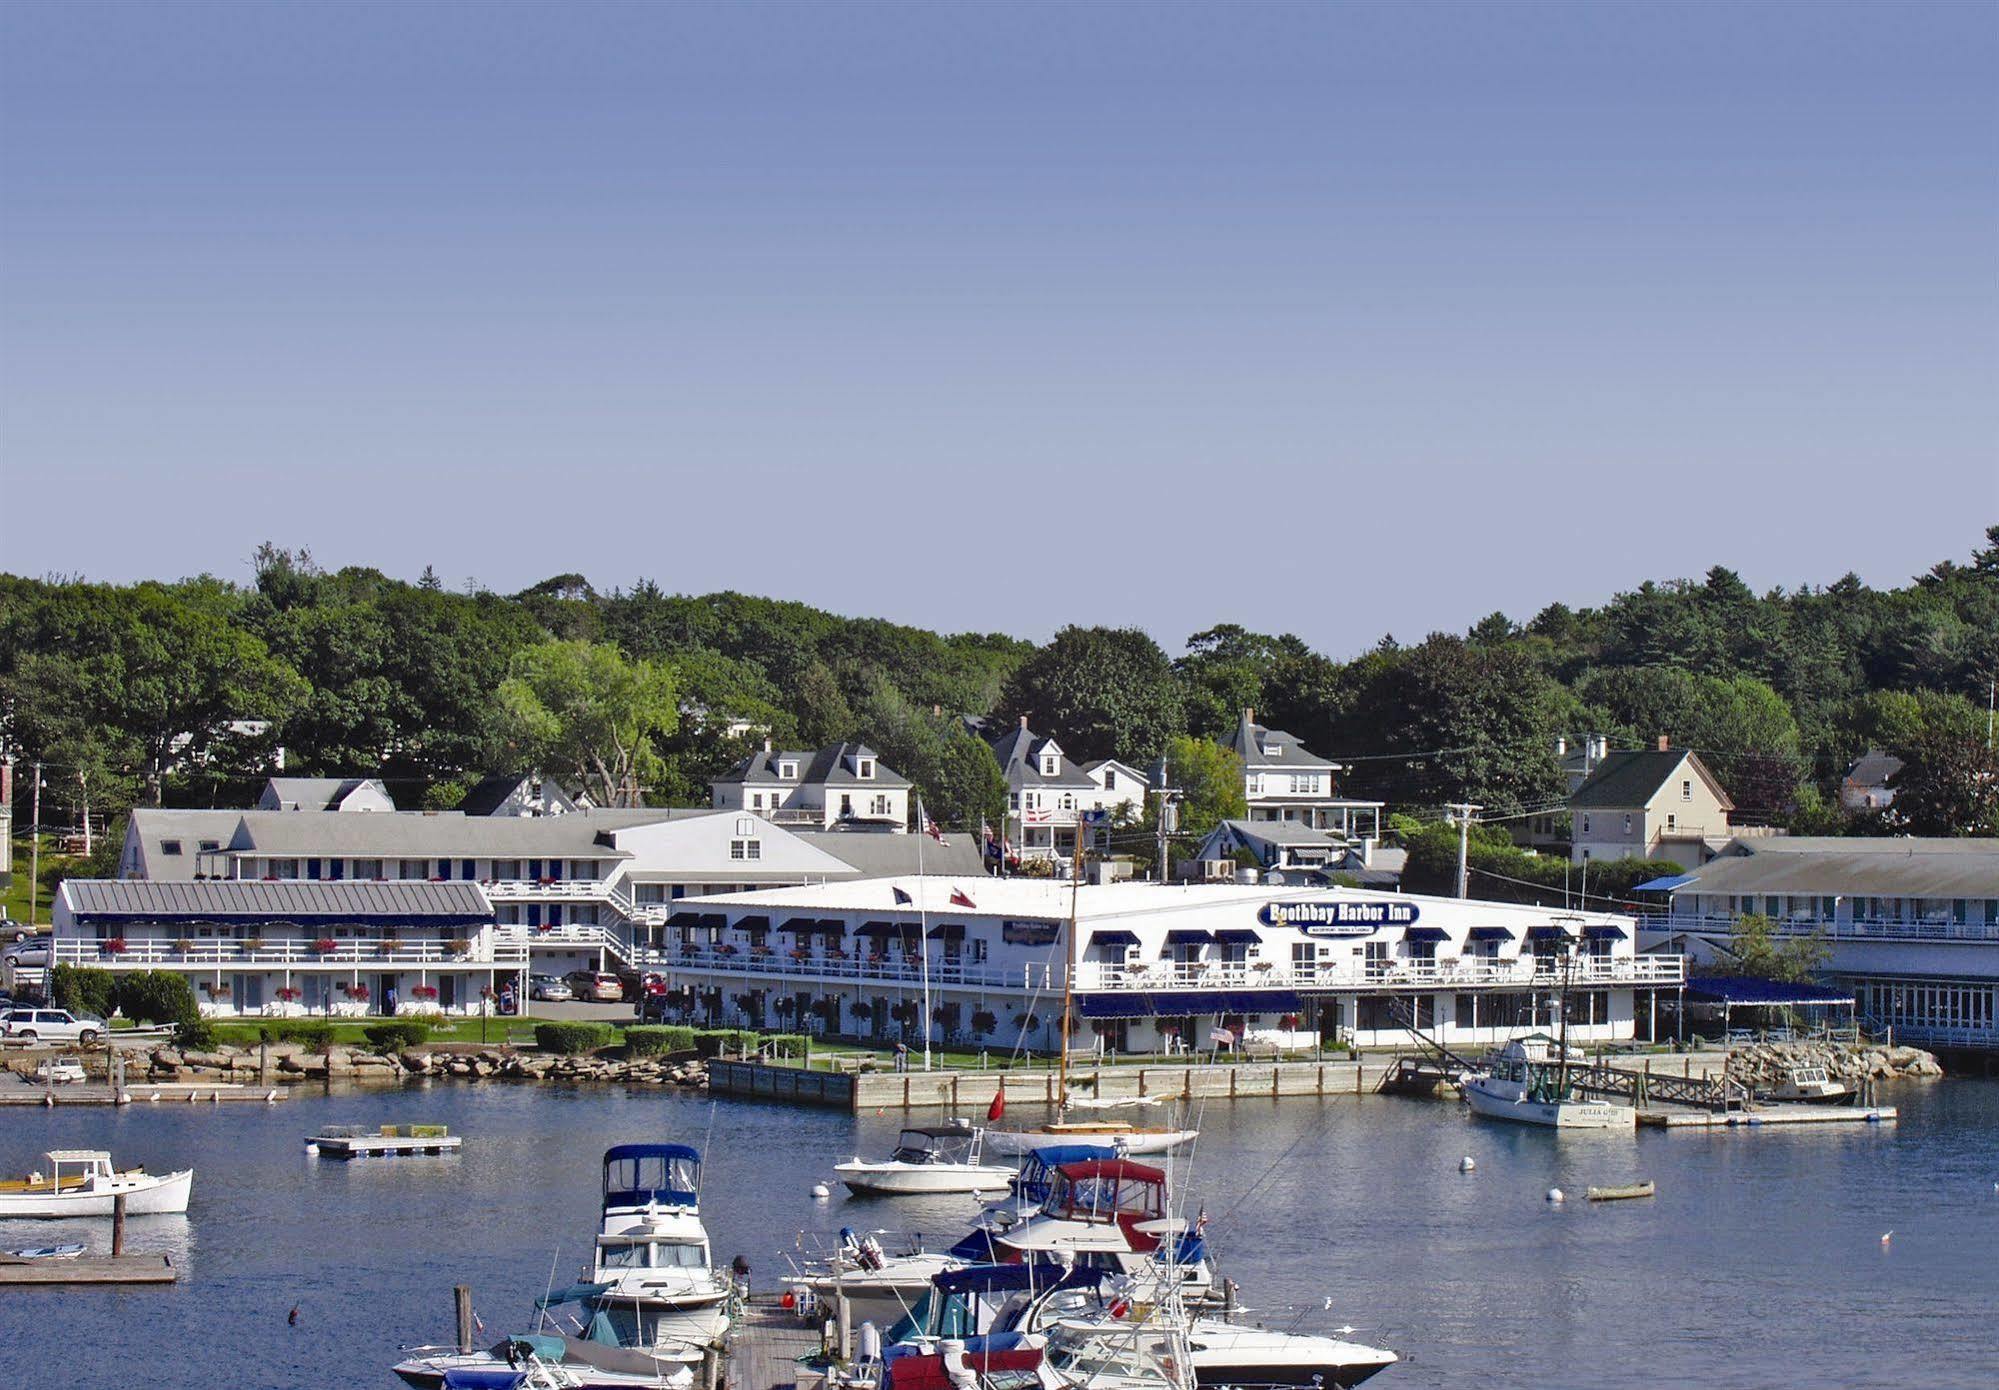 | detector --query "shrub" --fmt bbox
[177,1015,216,1050]
[534,1021,618,1055]
[625,1025,696,1057]
[692,1028,760,1058]
[362,1020,433,1052]
[51,965,117,1020]
[765,1032,810,1059]
[115,972,201,1028]
[256,1019,335,1047]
